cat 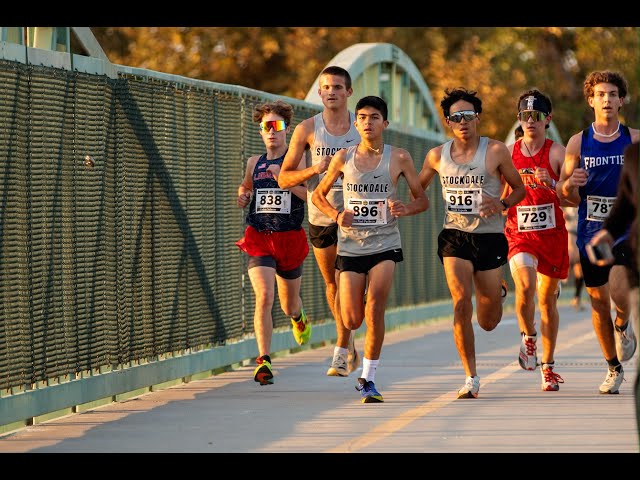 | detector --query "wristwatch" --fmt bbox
[500,199,509,211]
